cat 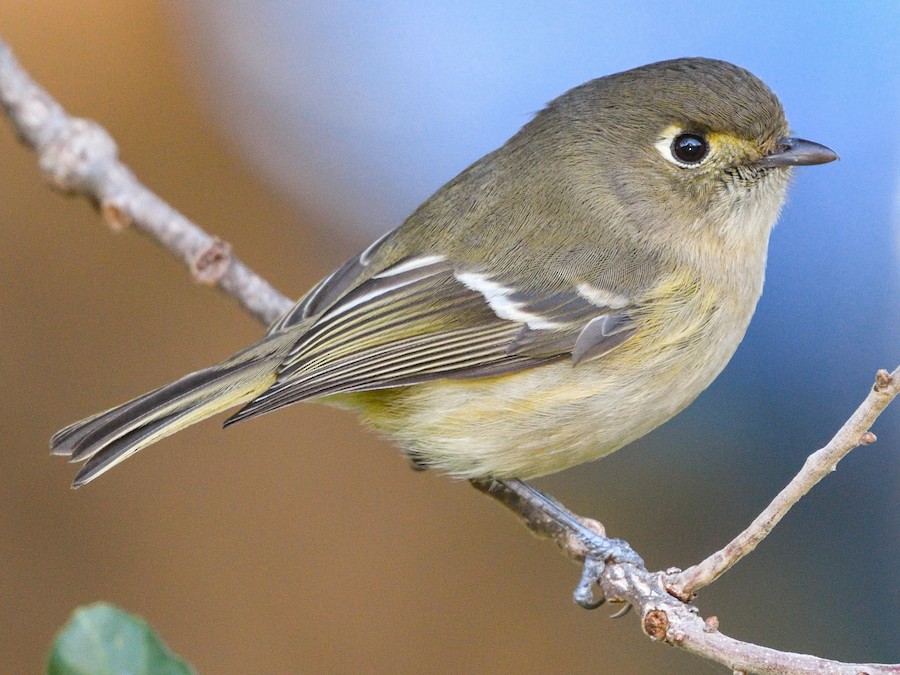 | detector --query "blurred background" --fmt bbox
[1,2,897,673]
